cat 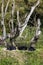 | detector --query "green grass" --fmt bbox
[0,49,43,65]
[0,55,19,65]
